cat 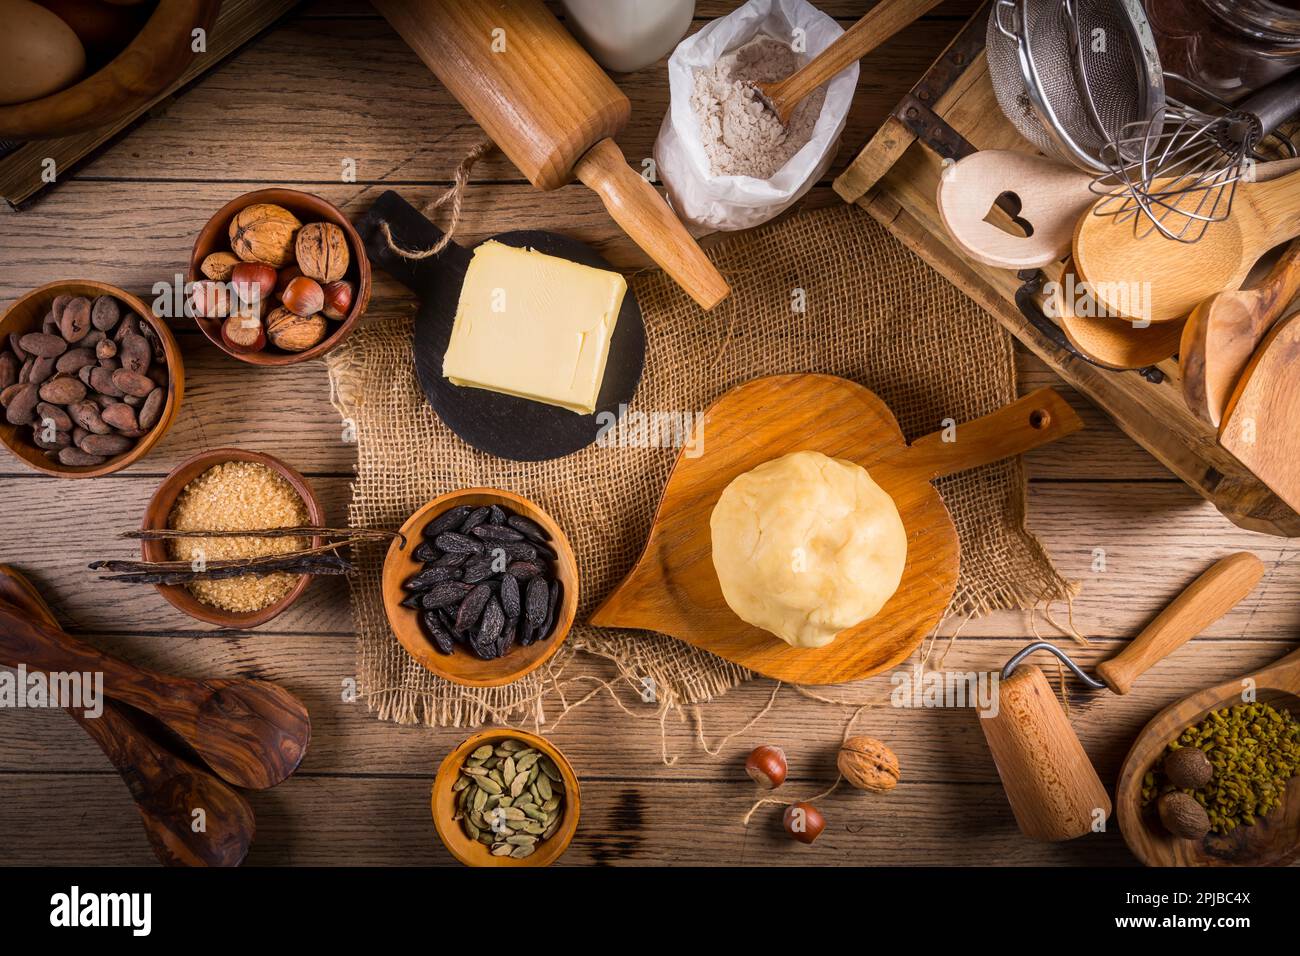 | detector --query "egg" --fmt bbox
[0,0,87,106]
